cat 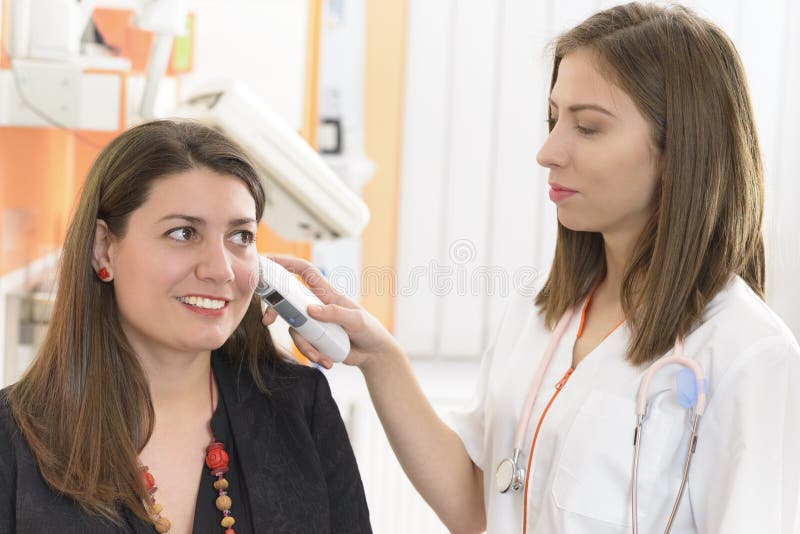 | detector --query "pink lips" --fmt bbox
[548,183,578,203]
